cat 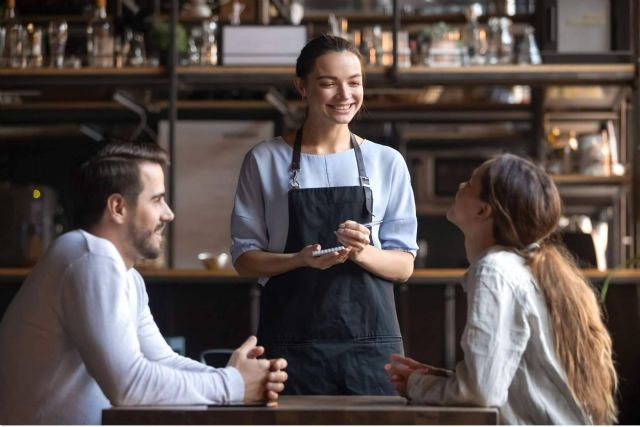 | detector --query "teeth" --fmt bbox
[331,105,352,111]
